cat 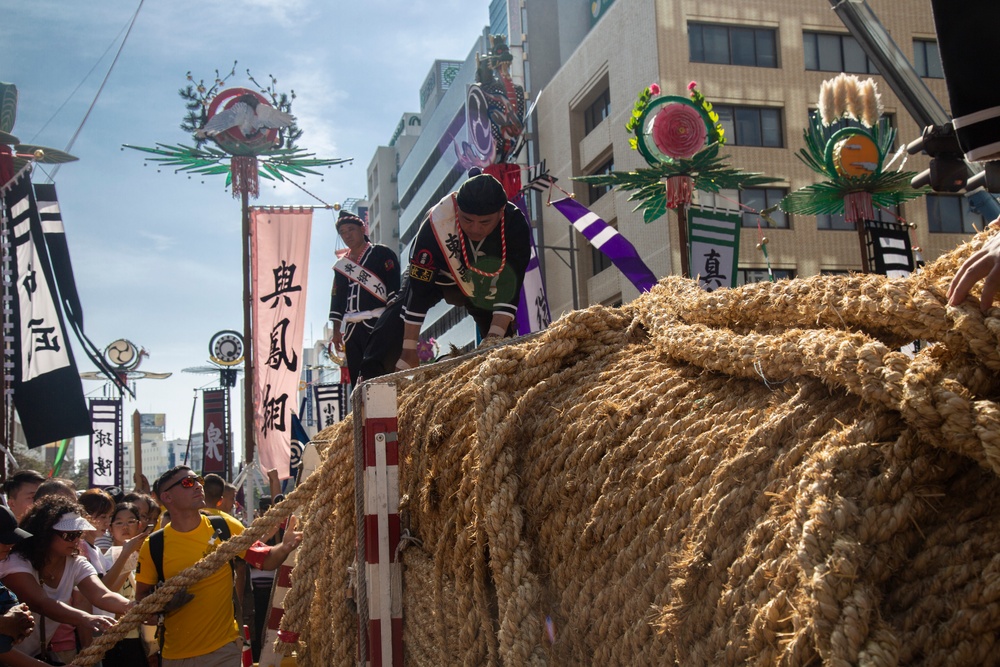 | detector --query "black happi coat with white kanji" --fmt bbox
[329,243,400,336]
[402,200,531,332]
